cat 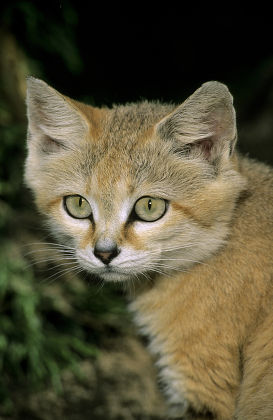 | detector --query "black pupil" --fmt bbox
[79,197,83,207]
[148,199,152,210]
